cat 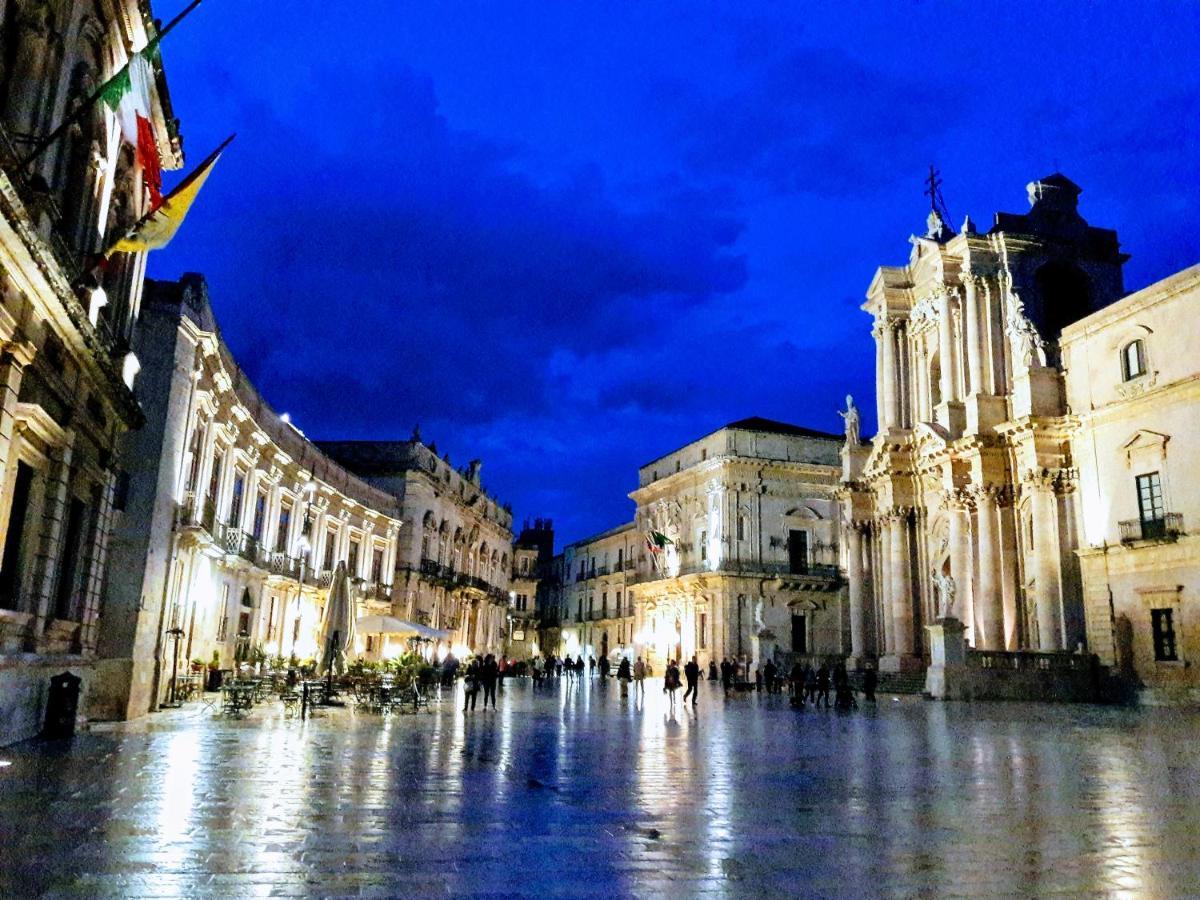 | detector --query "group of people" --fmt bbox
[460,653,501,711]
